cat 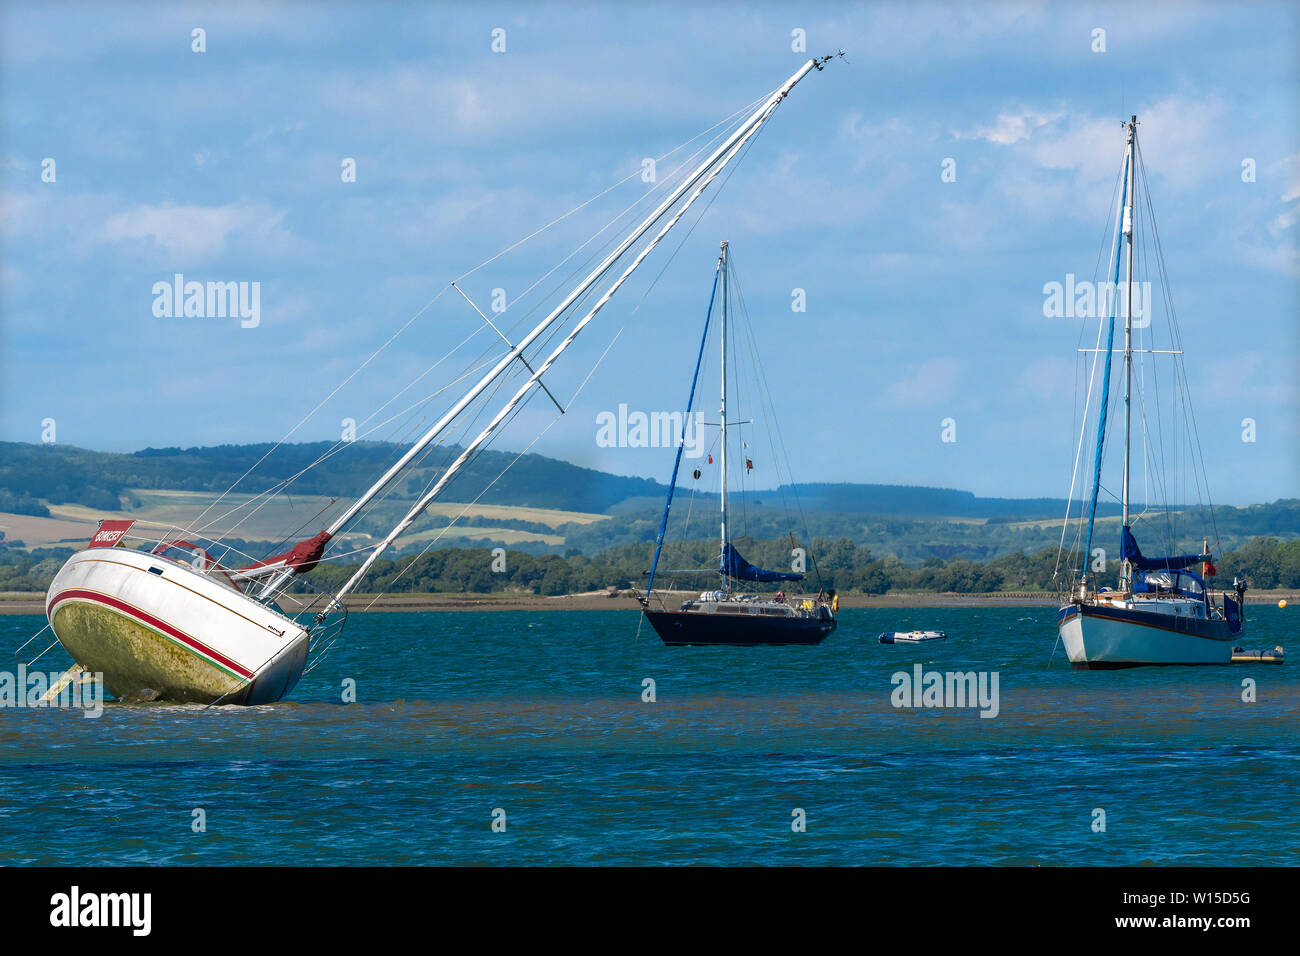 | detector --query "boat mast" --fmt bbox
[1121,115,1136,589]
[718,240,730,595]
[258,56,837,602]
